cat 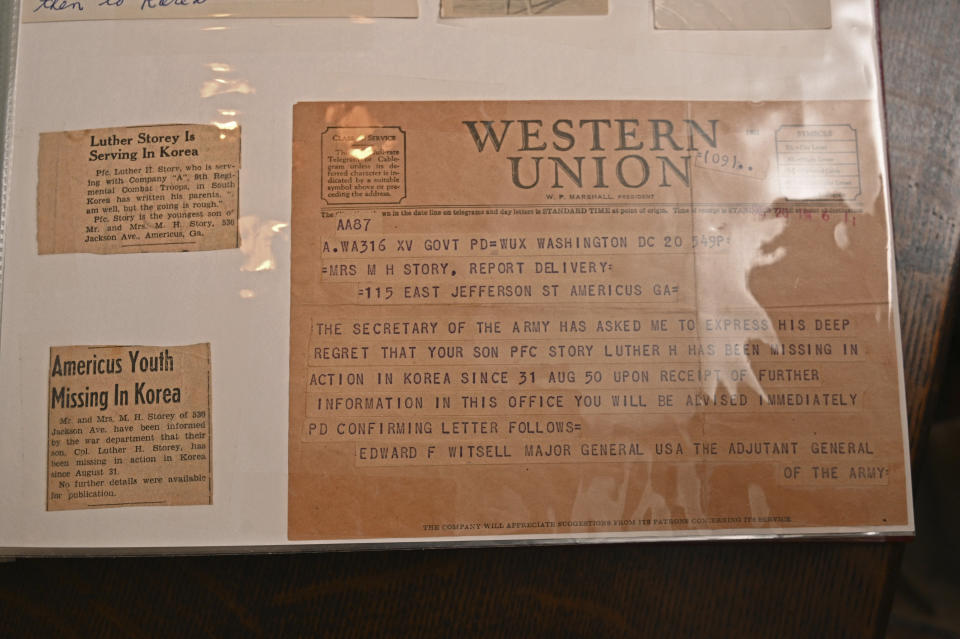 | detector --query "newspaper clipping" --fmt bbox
[46,344,212,511]
[37,124,240,255]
